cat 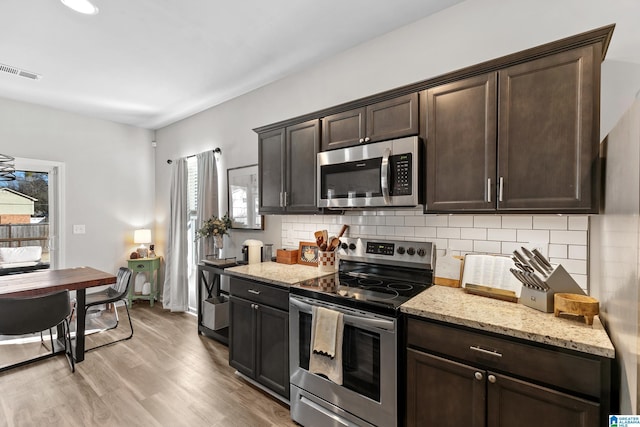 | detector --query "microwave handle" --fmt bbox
[381,147,391,205]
